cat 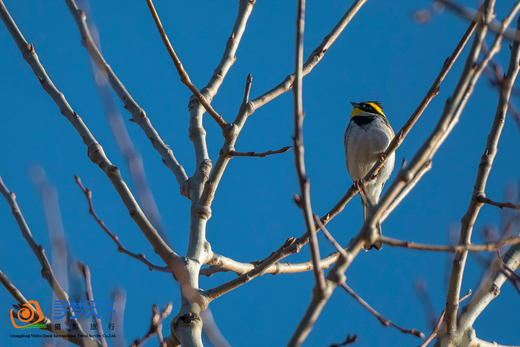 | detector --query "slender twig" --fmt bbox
[65,0,189,190]
[0,269,96,346]
[476,195,520,210]
[229,146,291,158]
[77,261,107,347]
[380,235,520,252]
[313,215,348,259]
[74,175,170,273]
[445,7,520,335]
[340,282,425,338]
[381,160,432,222]
[418,290,472,347]
[292,0,326,294]
[145,0,227,128]
[131,303,173,347]
[330,334,358,347]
